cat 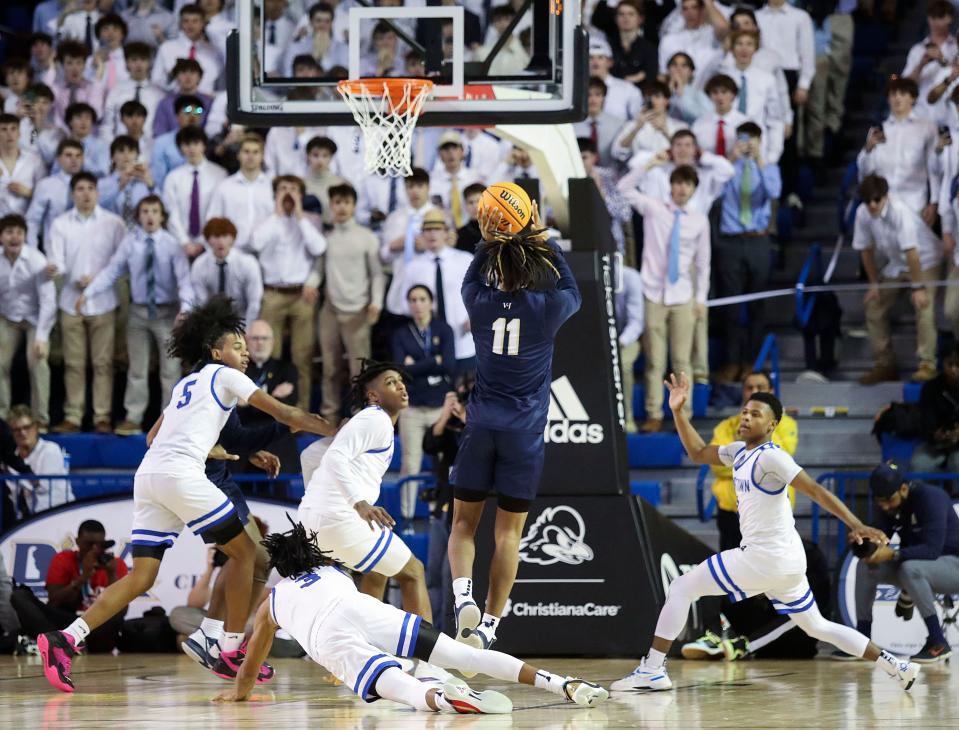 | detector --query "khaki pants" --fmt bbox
[60,309,115,425]
[946,262,959,340]
[398,404,444,518]
[260,289,316,410]
[0,318,50,426]
[690,311,709,384]
[865,267,939,369]
[642,298,694,418]
[619,339,640,428]
[318,302,371,422]
[800,14,854,157]
[124,304,181,424]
